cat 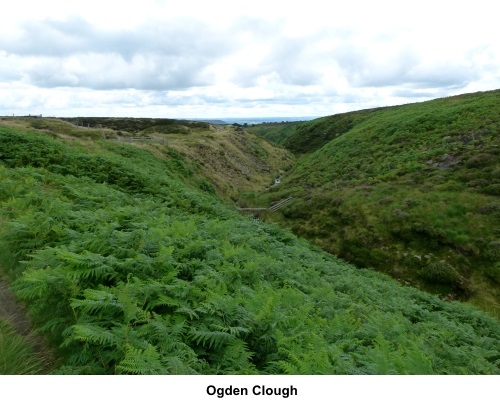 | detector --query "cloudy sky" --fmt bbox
[1,0,499,118]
